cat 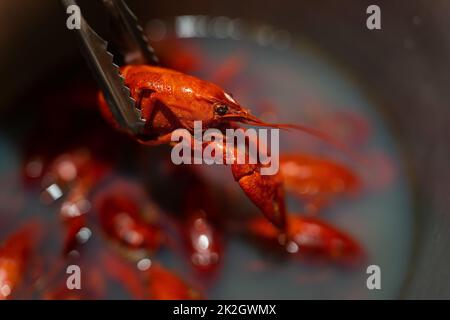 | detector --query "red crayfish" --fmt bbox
[98,65,347,230]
